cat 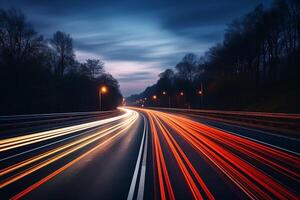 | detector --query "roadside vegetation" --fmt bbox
[128,0,300,113]
[0,9,123,114]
